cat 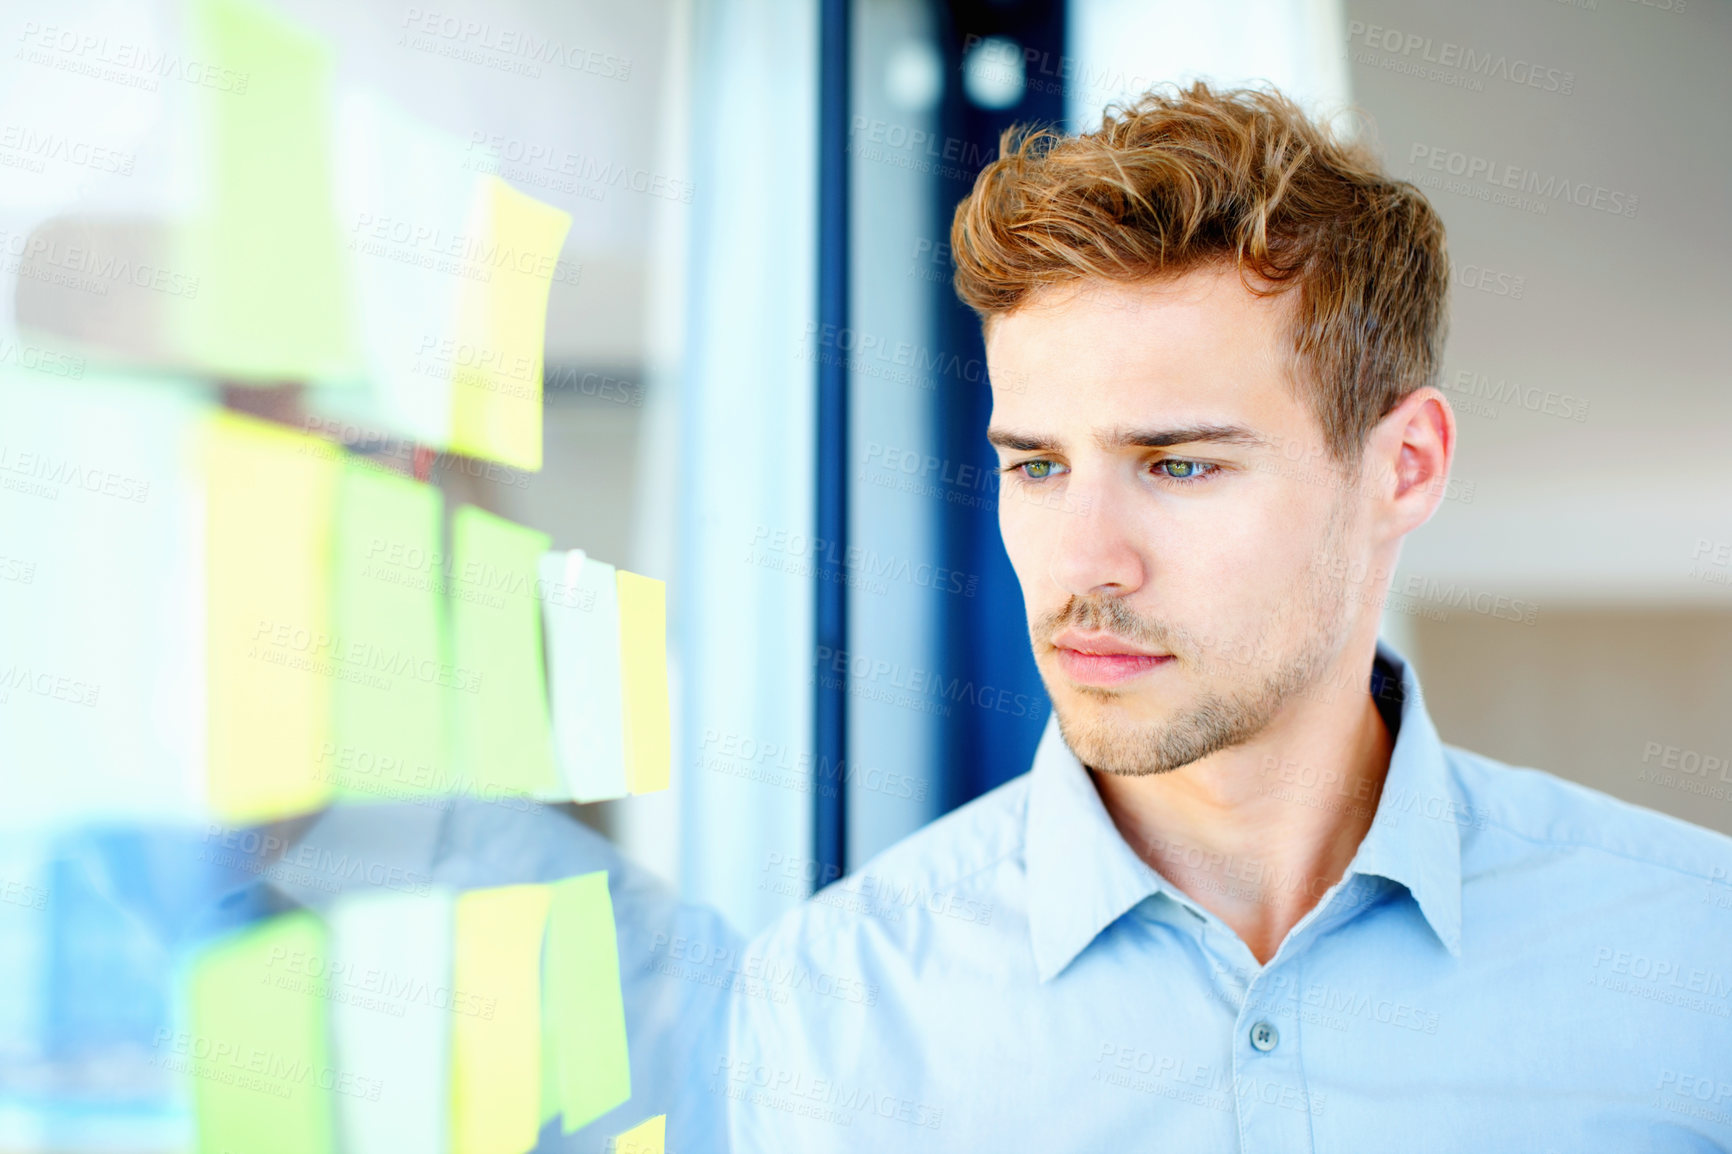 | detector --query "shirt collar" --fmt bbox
[1024,715,1168,983]
[1024,639,1463,983]
[1346,639,1464,958]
